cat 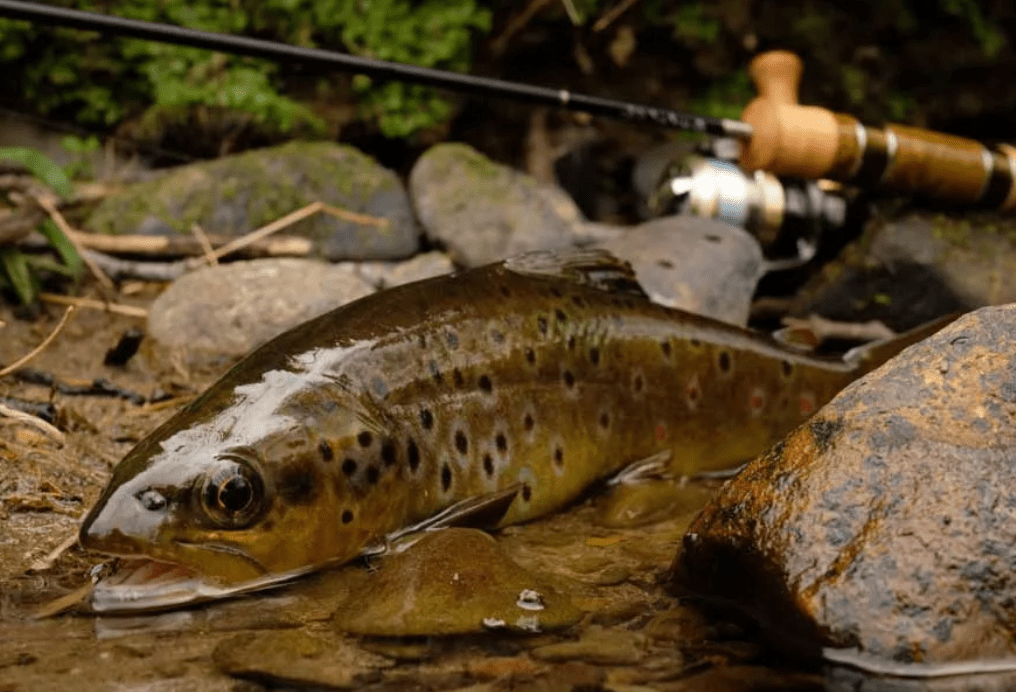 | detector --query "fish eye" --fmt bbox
[199,458,265,529]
